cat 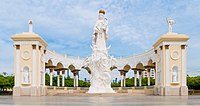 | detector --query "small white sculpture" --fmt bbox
[172,66,178,83]
[23,67,29,84]
[85,10,116,93]
[166,17,175,33]
[172,71,177,83]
